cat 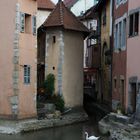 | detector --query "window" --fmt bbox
[114,18,127,51]
[119,22,122,49]
[102,7,106,25]
[116,0,126,7]
[20,12,32,33]
[24,65,30,84]
[114,79,117,89]
[129,12,139,37]
[115,24,118,50]
[89,20,97,30]
[32,16,36,35]
[53,36,56,43]
[122,19,126,48]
